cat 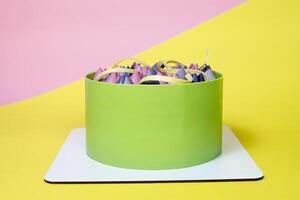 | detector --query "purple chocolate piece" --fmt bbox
[190,64,199,70]
[119,72,128,77]
[131,71,142,84]
[93,67,103,80]
[189,64,196,69]
[201,64,215,80]
[151,64,159,74]
[205,68,215,80]
[176,67,186,80]
[131,62,137,69]
[135,64,143,72]
[141,66,150,76]
[147,65,158,76]
[174,64,183,69]
[160,71,168,76]
[105,73,119,83]
[124,75,133,84]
